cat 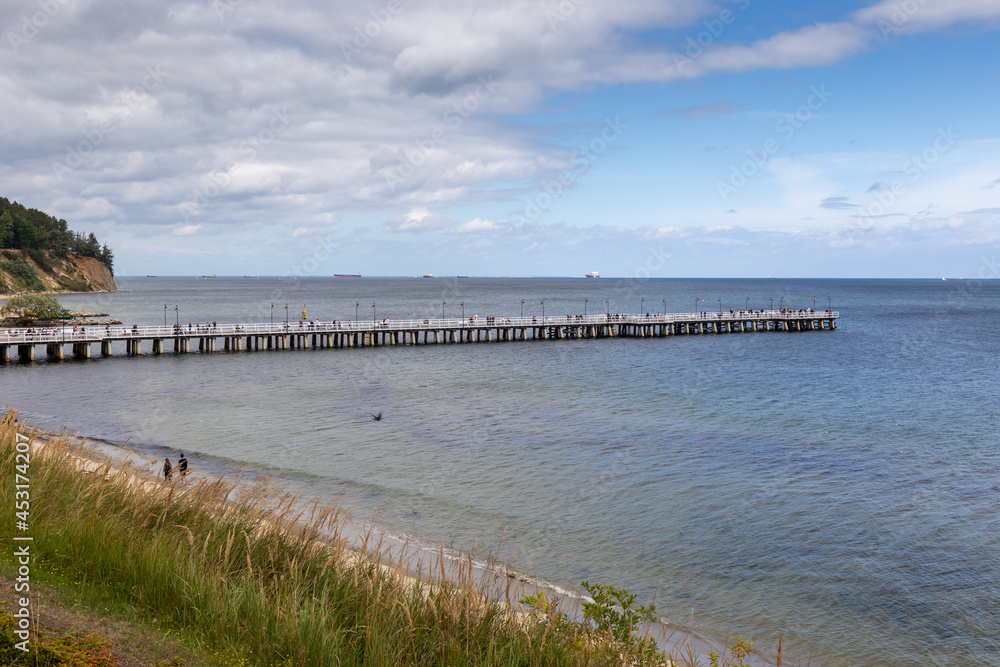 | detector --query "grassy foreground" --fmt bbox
[0,411,681,666]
